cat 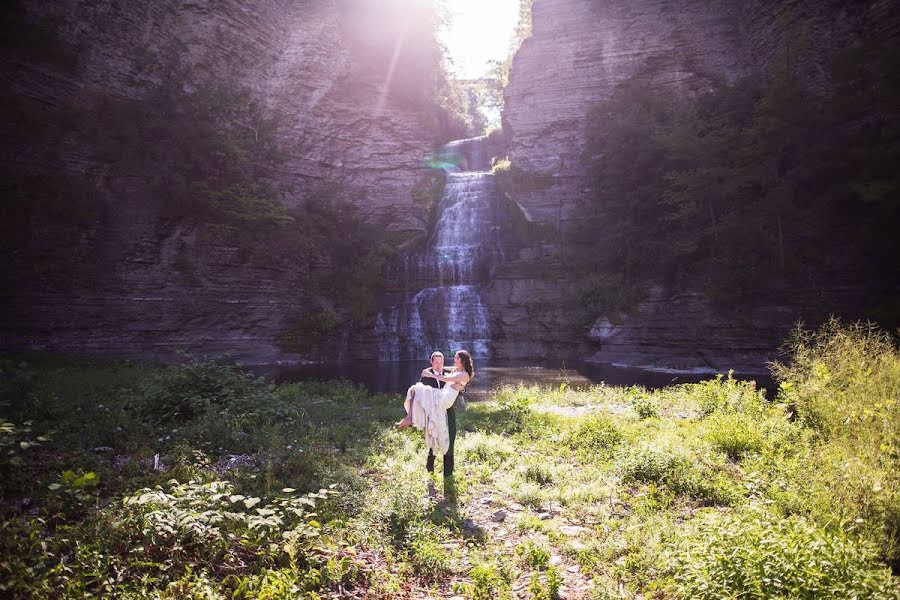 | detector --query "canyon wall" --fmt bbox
[2,0,441,363]
[496,0,898,371]
[3,0,896,370]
